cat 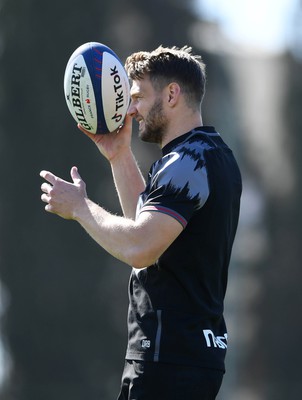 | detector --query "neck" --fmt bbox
[160,111,203,148]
